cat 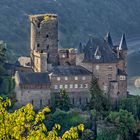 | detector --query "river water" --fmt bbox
[125,36,140,95]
